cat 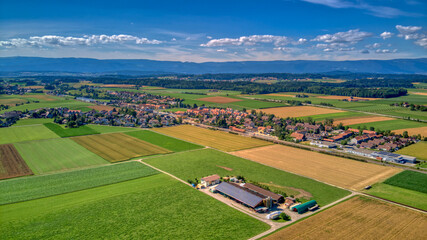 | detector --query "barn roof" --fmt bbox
[201,174,220,182]
[243,183,283,201]
[215,182,264,208]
